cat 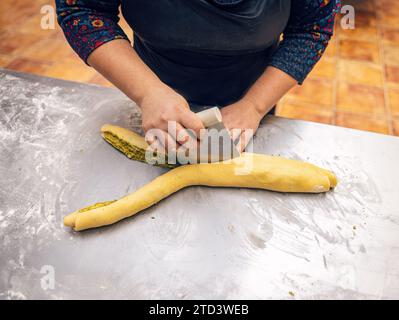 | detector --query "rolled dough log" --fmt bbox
[64,125,337,231]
